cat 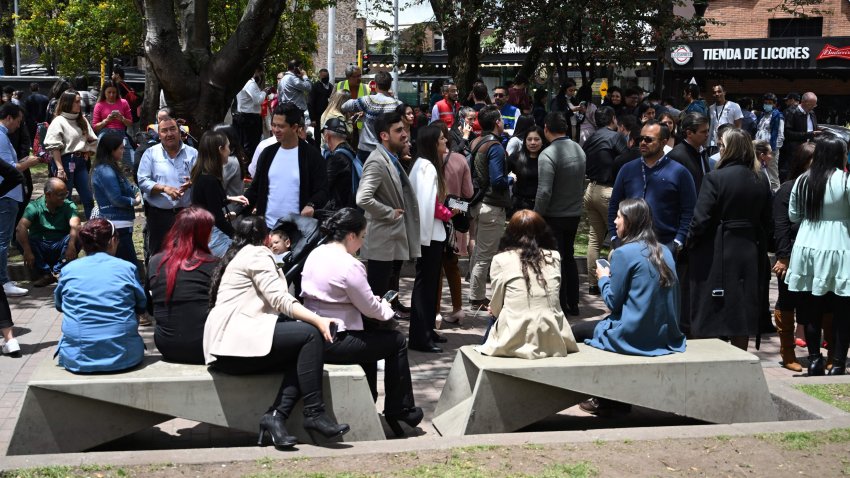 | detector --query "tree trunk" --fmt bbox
[141,65,161,126]
[0,0,14,75]
[519,35,546,84]
[444,23,481,100]
[141,0,286,136]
